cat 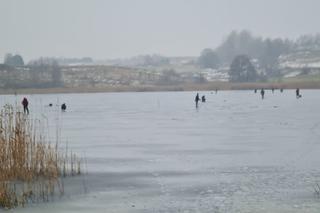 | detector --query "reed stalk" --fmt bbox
[0,104,81,209]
